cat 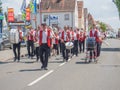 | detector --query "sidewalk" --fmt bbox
[0,47,27,62]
